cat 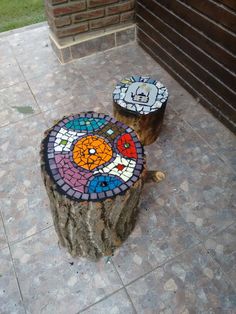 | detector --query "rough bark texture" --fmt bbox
[40,141,146,261]
[113,101,167,145]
